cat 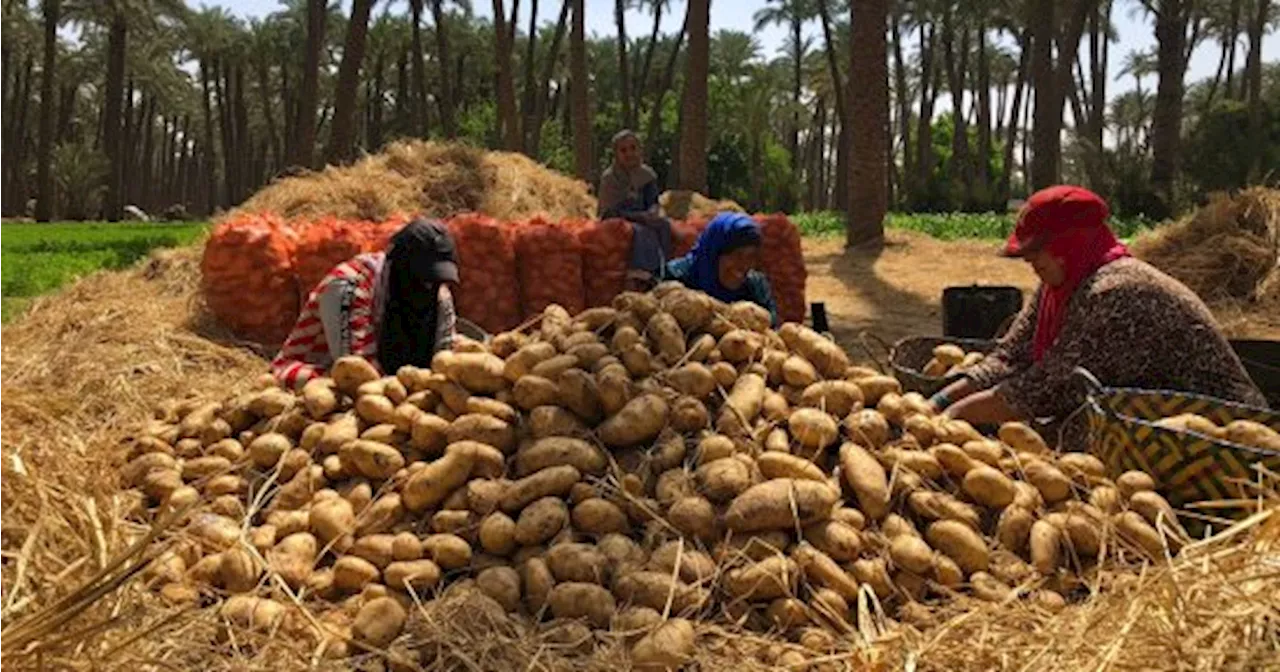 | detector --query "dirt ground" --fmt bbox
[804,231,1280,354]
